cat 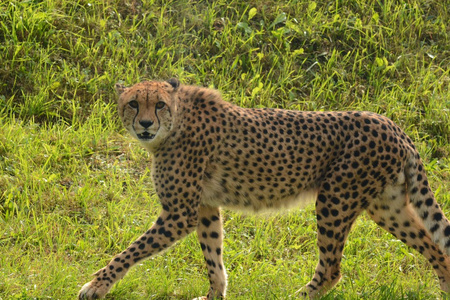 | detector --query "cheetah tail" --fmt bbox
[406,154,450,256]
